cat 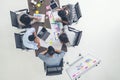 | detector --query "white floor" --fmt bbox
[0,0,120,80]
